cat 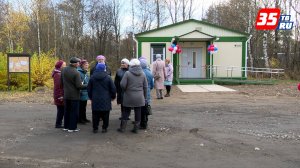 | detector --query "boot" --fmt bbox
[117,120,127,133]
[131,122,138,134]
[164,93,170,97]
